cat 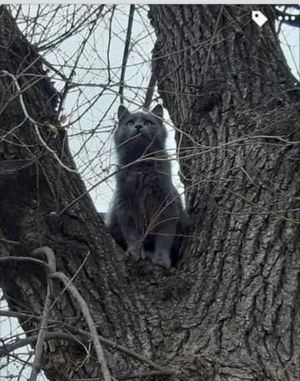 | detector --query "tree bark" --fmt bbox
[0,4,299,381]
[148,4,300,380]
